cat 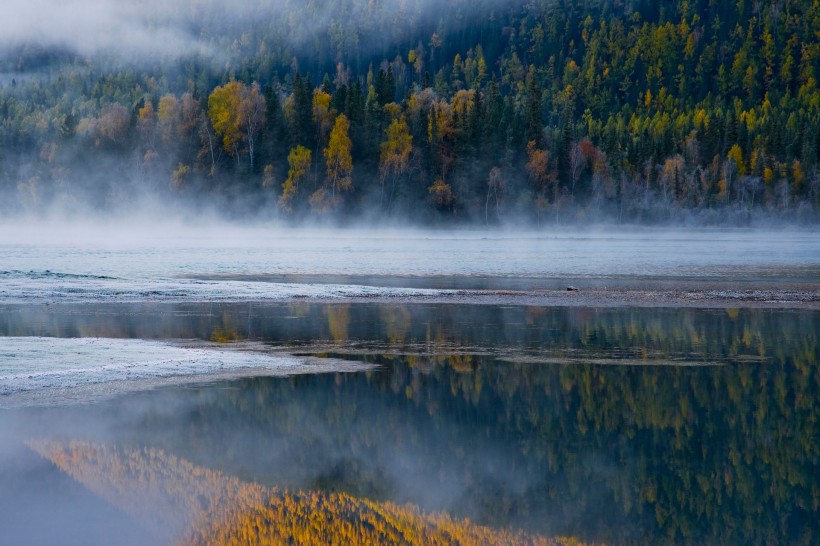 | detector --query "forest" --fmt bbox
[1,0,819,224]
